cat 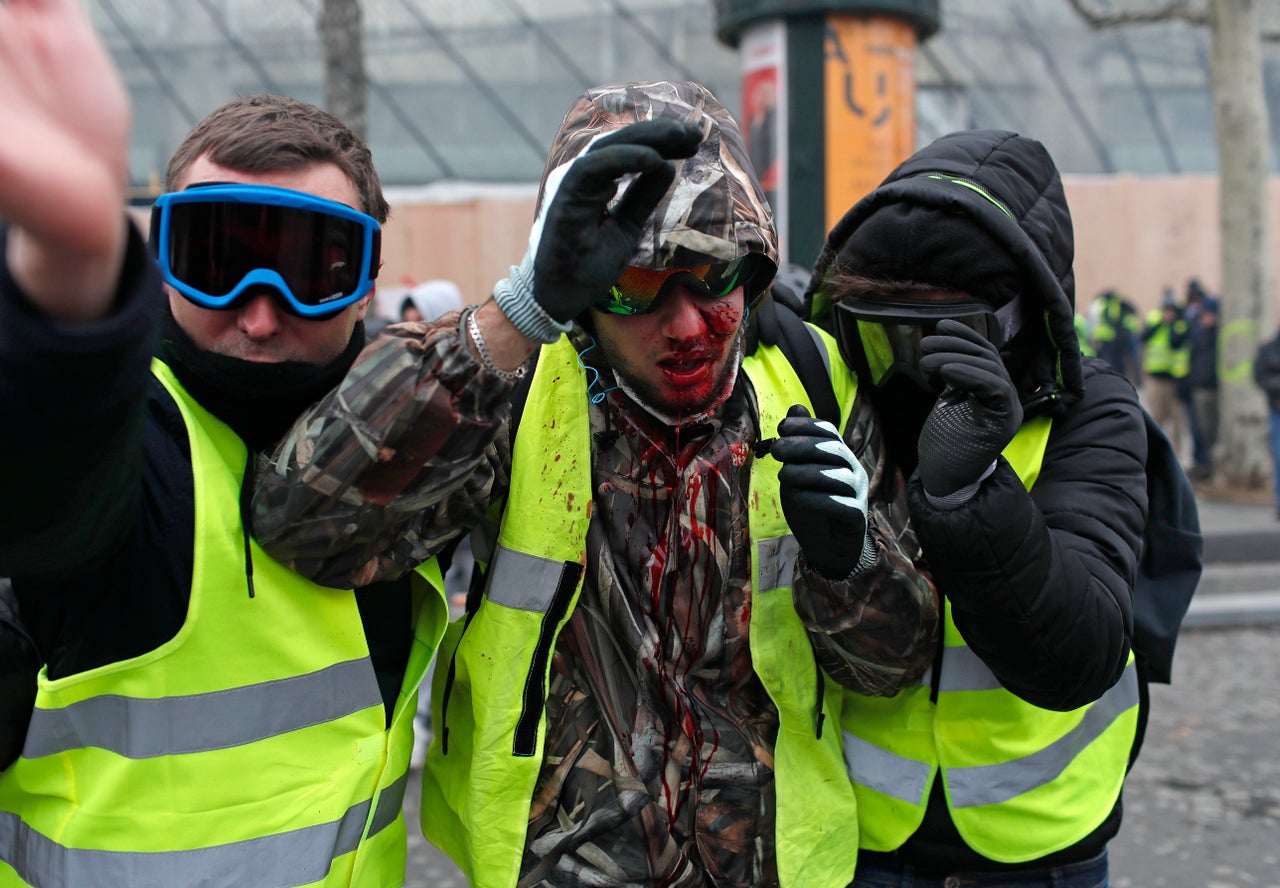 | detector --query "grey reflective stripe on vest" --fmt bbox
[0,771,407,888]
[756,535,799,594]
[485,544,565,612]
[911,648,1003,693]
[804,325,833,377]
[23,658,381,759]
[948,661,1140,808]
[848,661,1140,806]
[842,731,933,805]
[937,645,1005,693]
[369,769,411,840]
